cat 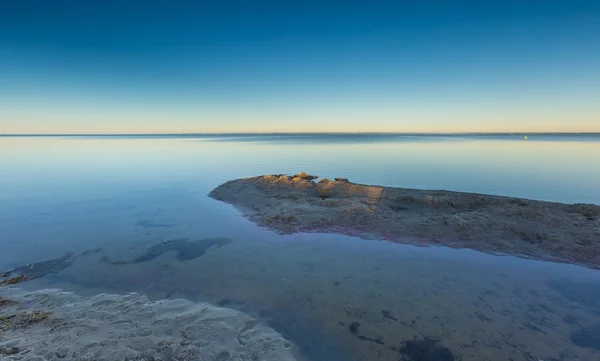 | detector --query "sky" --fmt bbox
[1,0,599,134]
